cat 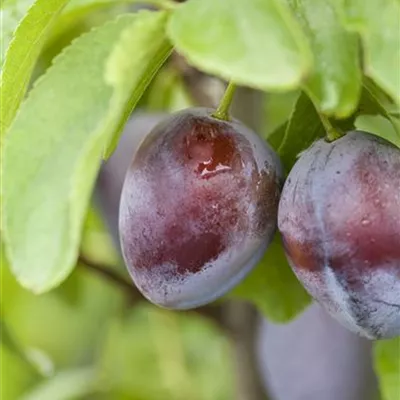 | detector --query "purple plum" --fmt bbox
[278,131,400,339]
[119,107,283,309]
